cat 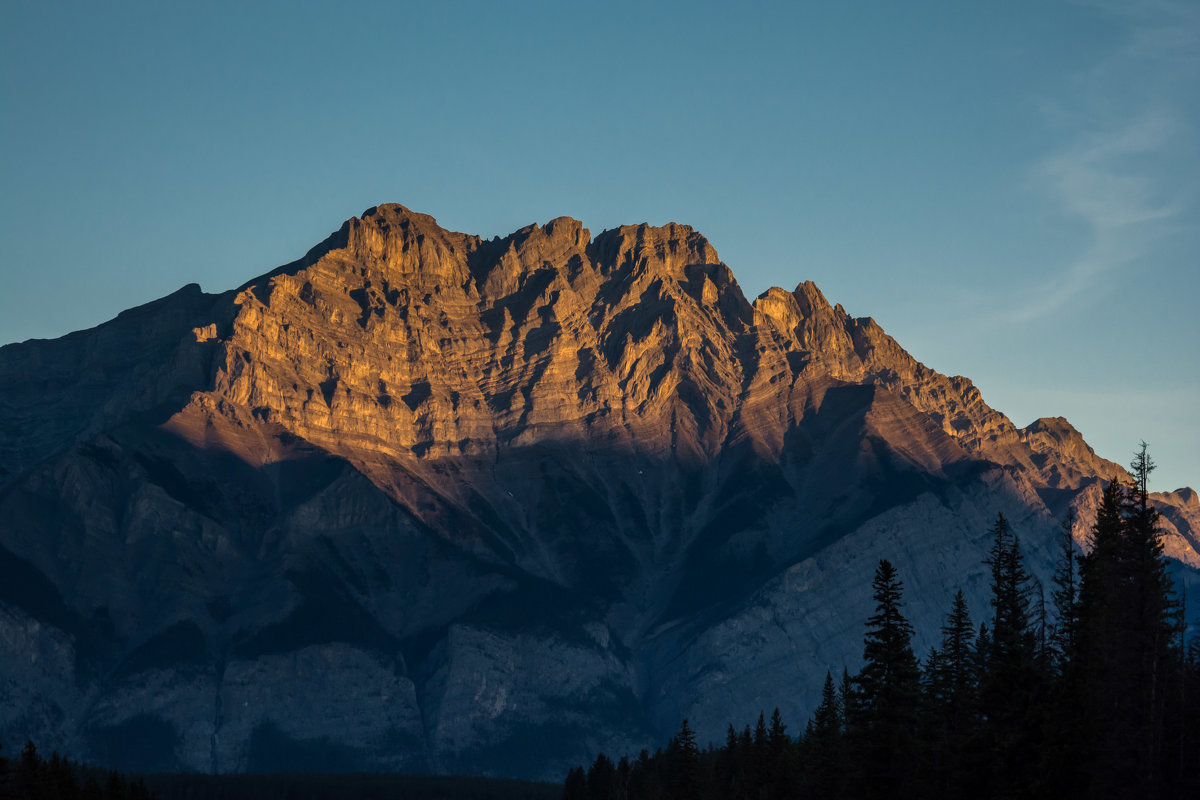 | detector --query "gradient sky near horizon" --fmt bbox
[2,1,1197,491]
